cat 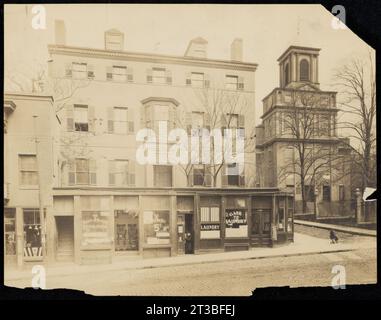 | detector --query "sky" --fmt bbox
[4,4,374,125]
